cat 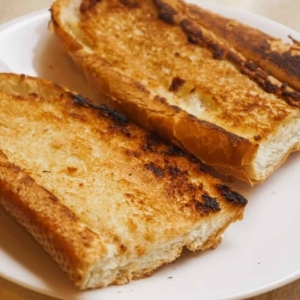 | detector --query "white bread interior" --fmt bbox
[0,73,247,289]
